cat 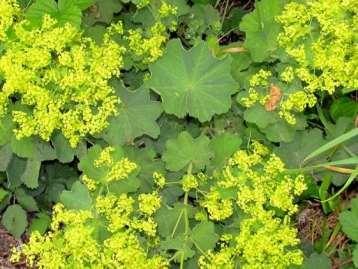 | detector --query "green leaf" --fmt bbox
[103,87,162,145]
[210,133,242,168]
[353,245,358,268]
[52,132,75,163]
[5,156,40,189]
[84,0,123,24]
[21,159,41,189]
[124,146,165,192]
[1,204,28,239]
[26,0,82,28]
[155,203,194,237]
[339,196,358,241]
[0,115,14,146]
[6,155,26,189]
[75,0,96,9]
[147,39,237,122]
[11,137,56,161]
[222,7,245,33]
[0,144,13,172]
[163,132,213,172]
[79,145,138,189]
[301,253,331,269]
[60,181,92,210]
[0,188,9,203]
[79,145,108,180]
[161,235,195,262]
[330,97,358,121]
[107,176,140,194]
[261,119,305,143]
[191,221,219,251]
[275,129,326,168]
[304,128,358,162]
[243,104,279,129]
[29,212,51,235]
[239,0,283,62]
[15,188,39,212]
